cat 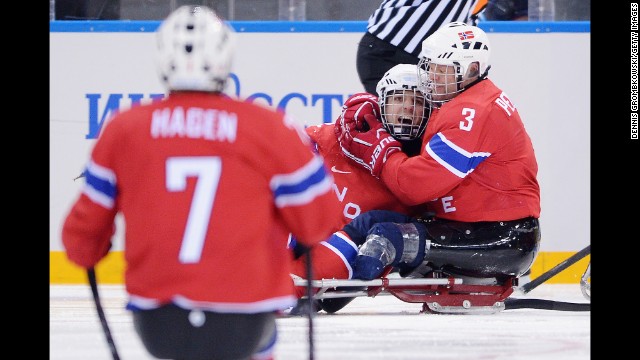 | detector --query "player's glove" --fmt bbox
[334,93,379,144]
[352,221,427,280]
[338,115,402,178]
